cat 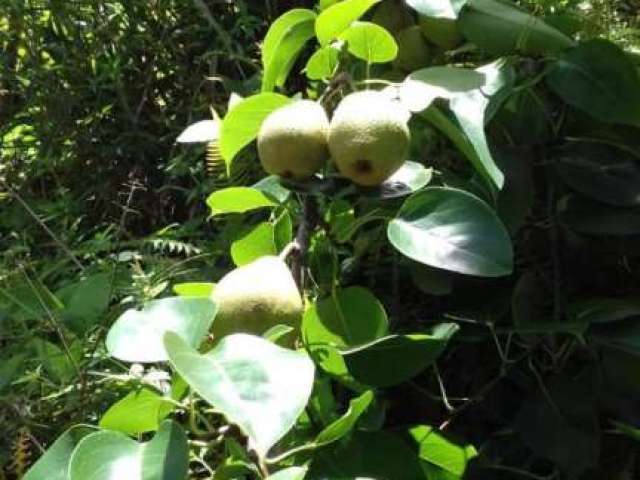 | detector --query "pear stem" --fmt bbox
[291,194,319,289]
